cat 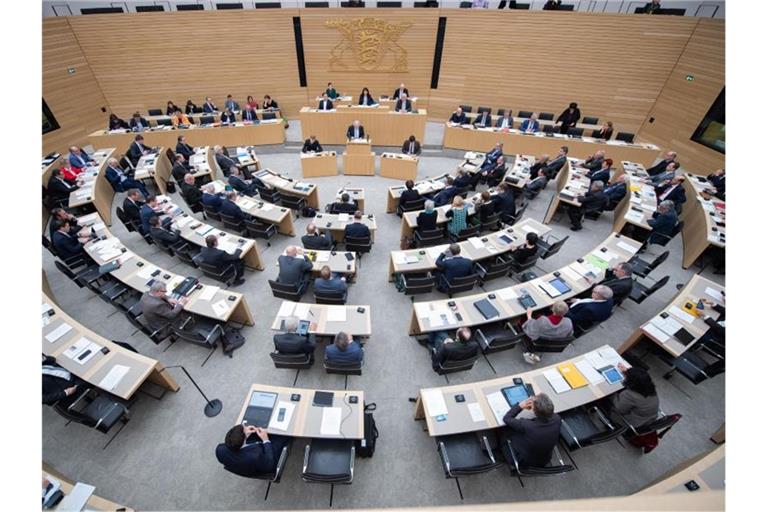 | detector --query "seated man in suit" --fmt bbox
[566,285,614,332]
[500,393,561,468]
[51,218,90,262]
[122,188,145,231]
[148,214,183,249]
[480,155,507,186]
[215,423,288,478]
[529,154,549,177]
[171,154,192,184]
[202,97,218,113]
[399,179,421,208]
[392,83,409,100]
[241,104,259,124]
[480,142,504,171]
[426,327,477,372]
[129,112,149,131]
[395,93,413,113]
[431,176,458,207]
[344,211,371,240]
[47,169,81,205]
[302,135,323,153]
[453,169,473,190]
[228,167,260,197]
[330,193,357,214]
[201,183,223,212]
[314,266,348,301]
[200,234,245,286]
[509,232,540,264]
[224,94,240,112]
[472,190,497,223]
[648,161,681,186]
[586,158,612,186]
[42,355,87,407]
[302,223,334,251]
[68,146,94,170]
[221,108,237,125]
[496,109,515,130]
[48,208,85,241]
[317,93,334,111]
[139,281,188,338]
[523,168,549,199]
[473,109,492,128]
[520,113,540,133]
[402,135,421,155]
[707,168,725,199]
[219,191,247,222]
[139,195,165,235]
[346,120,365,140]
[491,182,517,221]
[567,181,607,231]
[646,200,679,246]
[176,136,195,161]
[105,157,149,196]
[435,244,473,292]
[277,246,313,288]
[127,134,151,166]
[581,150,605,171]
[325,331,363,365]
[655,175,686,208]
[603,175,629,206]
[214,146,240,177]
[108,113,130,131]
[180,173,203,207]
[543,146,568,178]
[273,315,316,360]
[645,151,678,177]
[600,262,633,306]
[449,107,468,124]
